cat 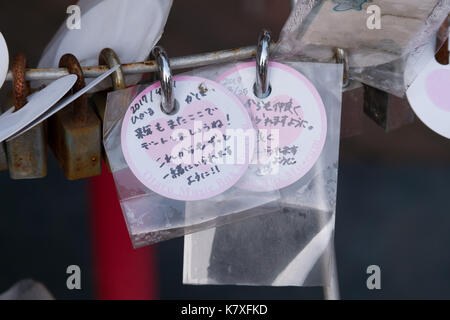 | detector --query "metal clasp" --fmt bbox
[254,29,272,98]
[152,46,176,114]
